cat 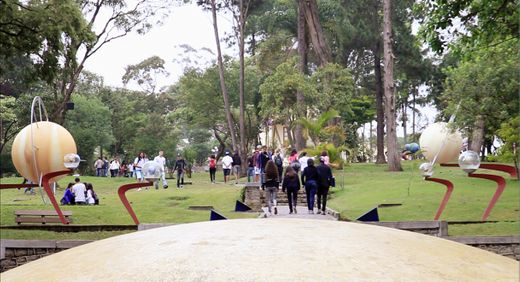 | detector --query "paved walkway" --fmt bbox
[261,206,337,220]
